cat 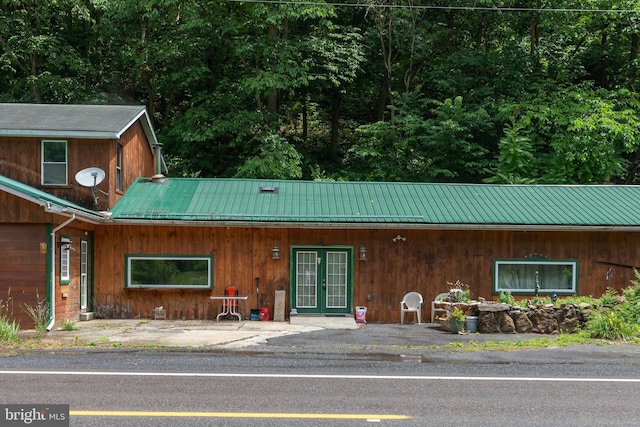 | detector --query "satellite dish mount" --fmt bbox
[75,167,108,210]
